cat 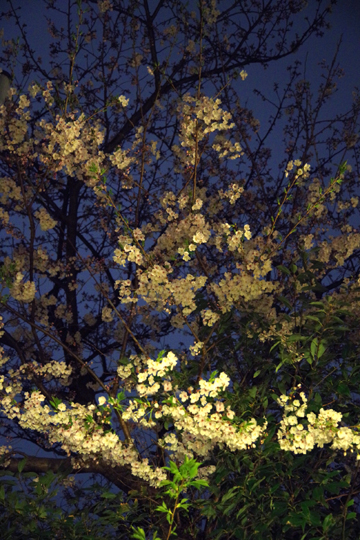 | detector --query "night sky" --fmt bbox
[3,0,360,135]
